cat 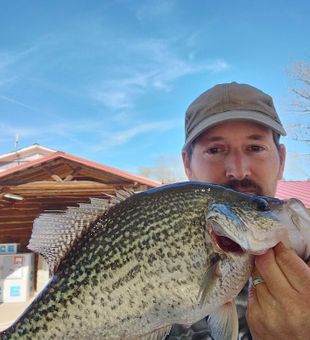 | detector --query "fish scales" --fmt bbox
[1,181,309,340]
[2,185,215,339]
